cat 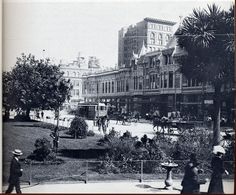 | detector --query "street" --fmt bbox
[32,110,179,140]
